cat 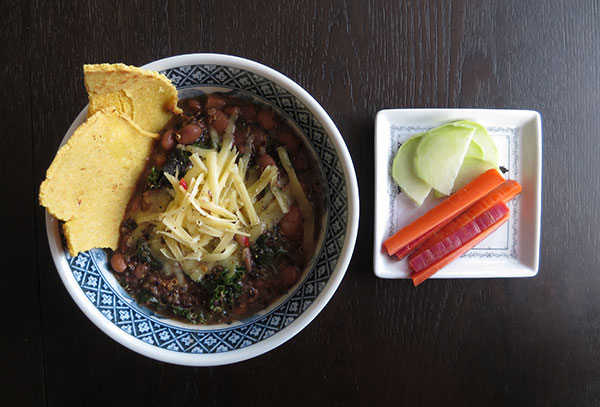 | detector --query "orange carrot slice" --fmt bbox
[383,168,505,256]
[408,179,521,261]
[411,207,510,286]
